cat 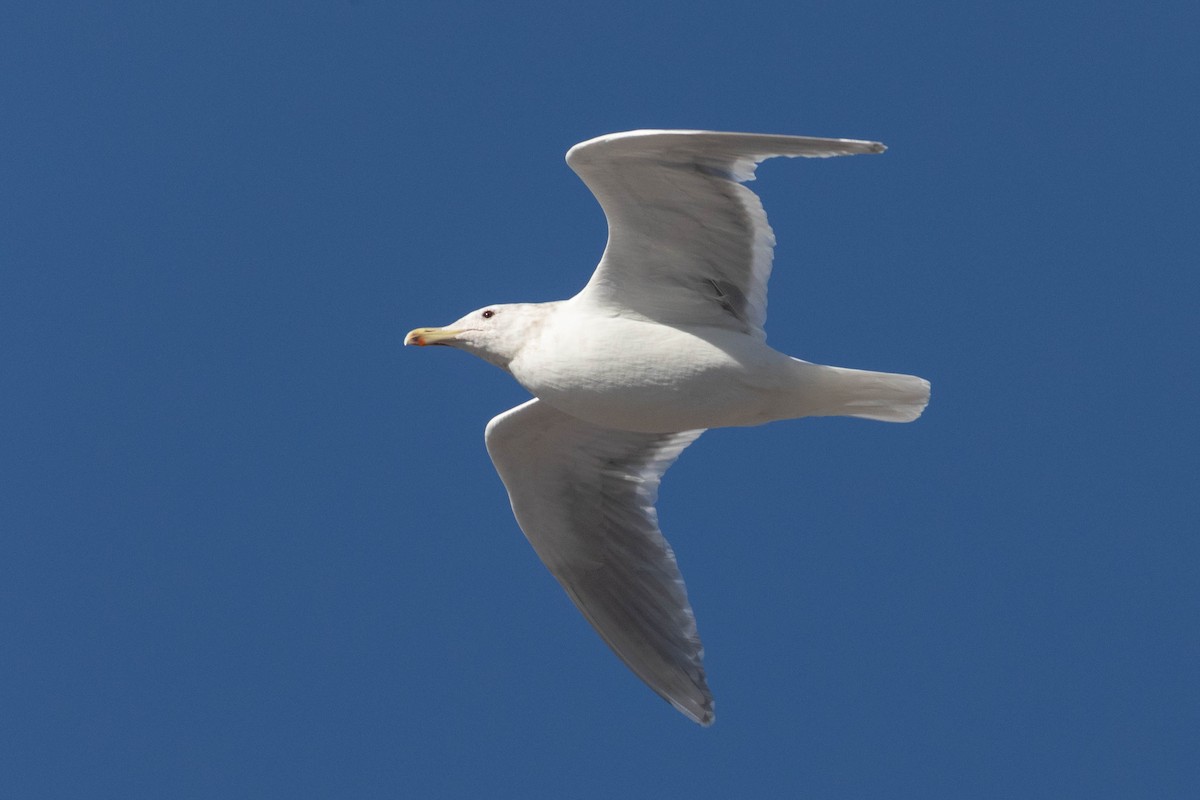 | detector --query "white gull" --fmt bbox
[406,130,930,725]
